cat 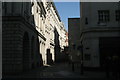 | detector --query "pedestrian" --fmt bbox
[105,56,111,78]
[67,47,71,65]
[72,61,75,72]
[112,55,119,80]
[68,54,72,65]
